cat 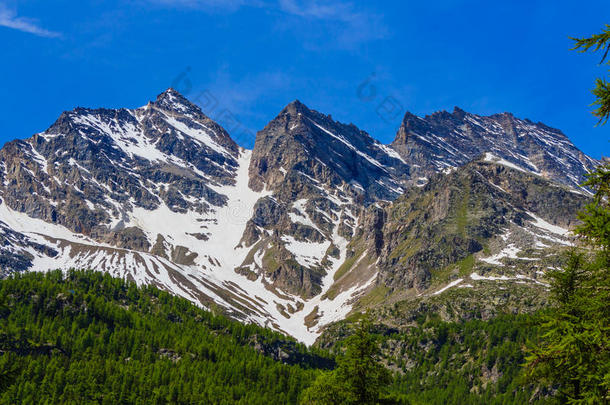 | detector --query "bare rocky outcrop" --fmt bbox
[0,89,598,340]
[241,100,409,297]
[392,107,598,189]
[351,158,590,295]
